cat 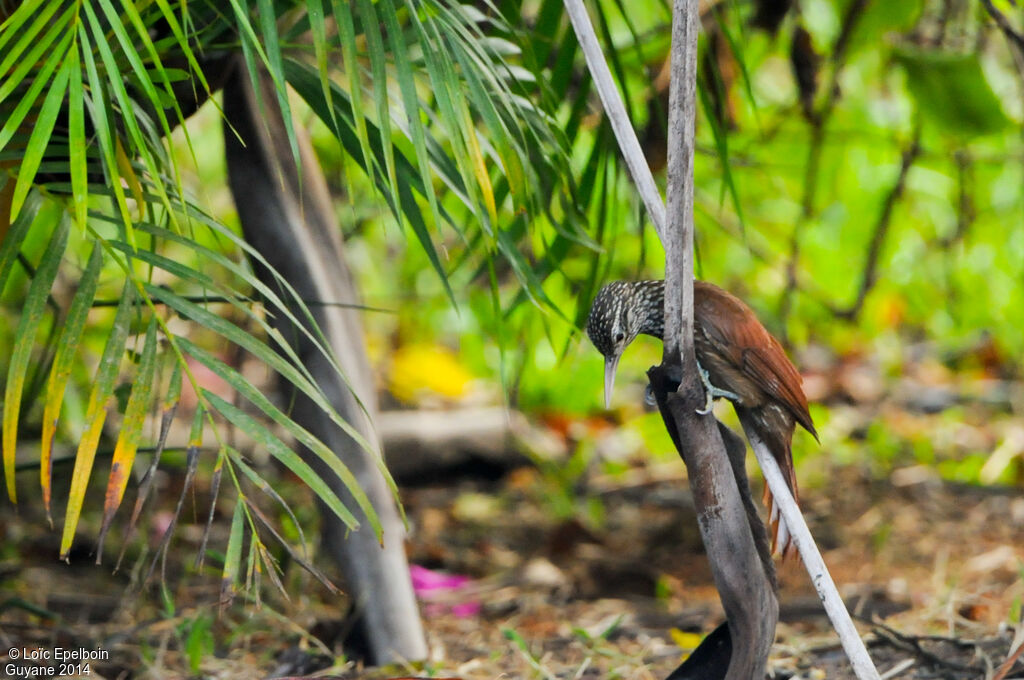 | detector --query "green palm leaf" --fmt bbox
[60,282,135,559]
[40,244,103,523]
[0,0,592,591]
[2,215,68,502]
